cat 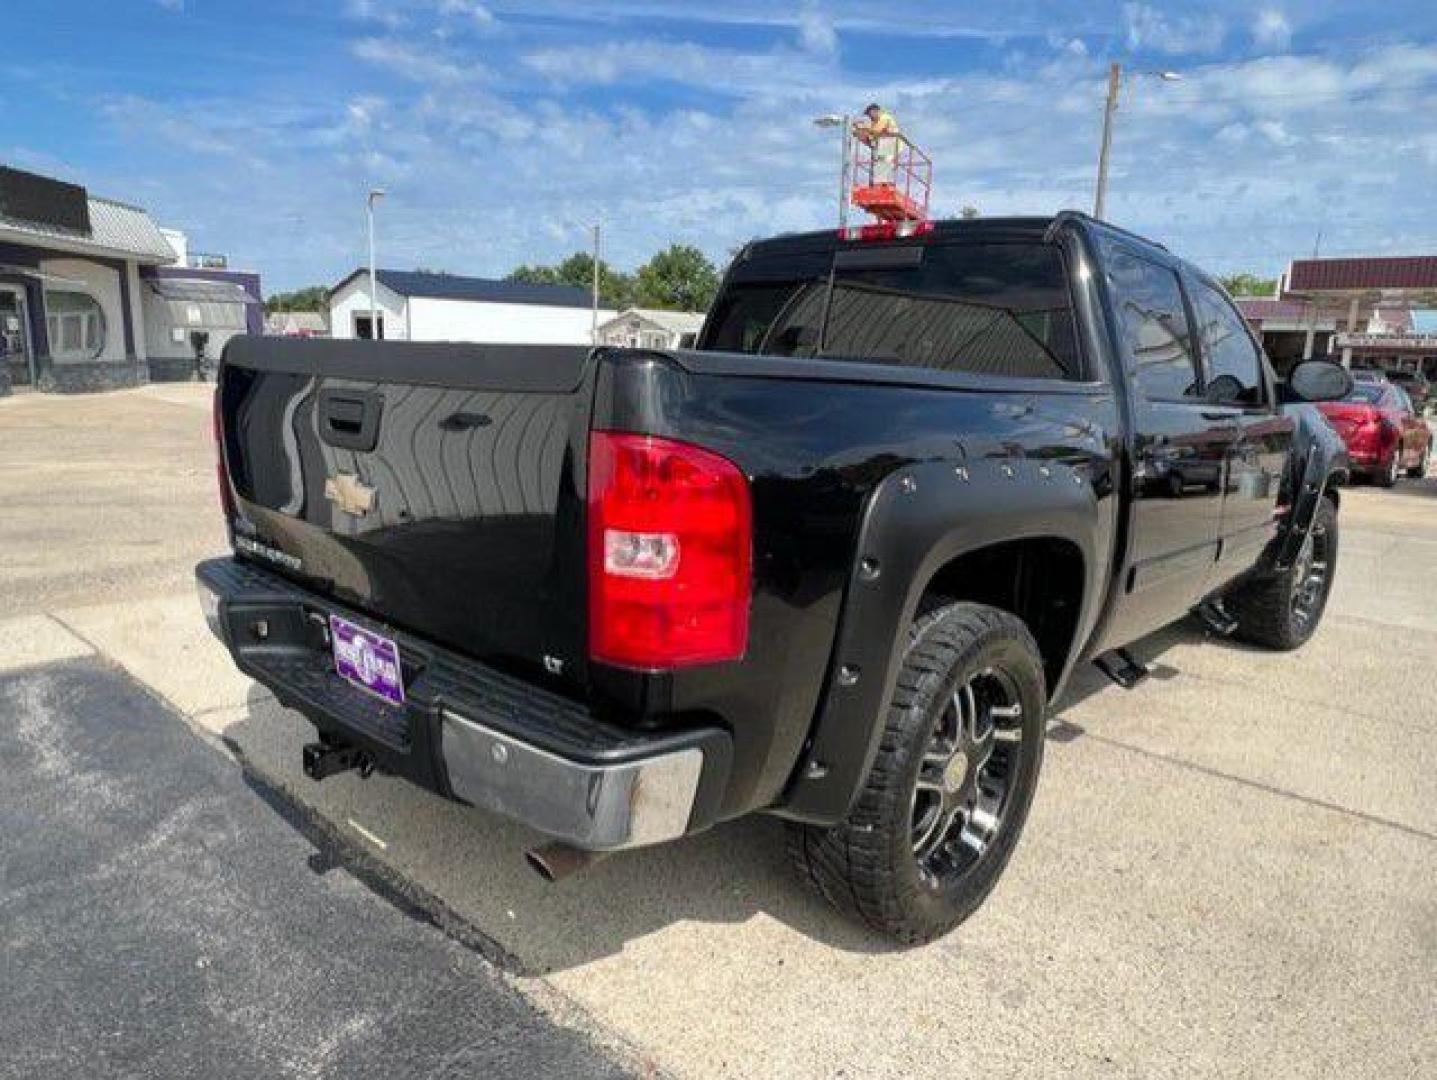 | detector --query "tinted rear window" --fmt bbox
[702,242,1082,380]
